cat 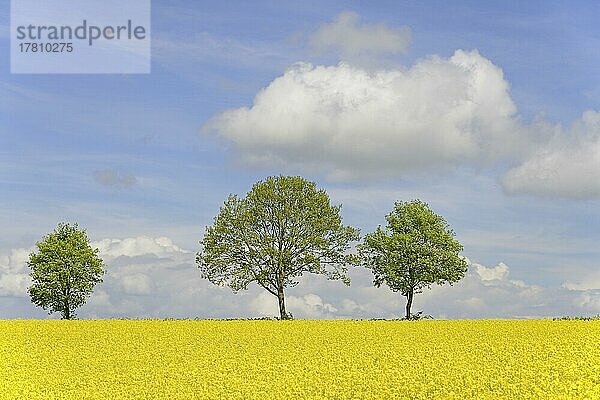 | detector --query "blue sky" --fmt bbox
[1,1,599,319]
